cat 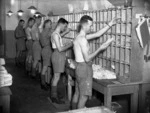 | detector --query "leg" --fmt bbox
[19,51,23,64]
[40,65,49,90]
[77,95,88,109]
[38,61,42,74]
[32,59,38,77]
[46,66,51,84]
[52,73,61,87]
[68,74,73,102]
[25,55,30,72]
[28,56,32,74]
[71,81,79,110]
[15,50,21,66]
[51,73,64,104]
[41,66,48,84]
